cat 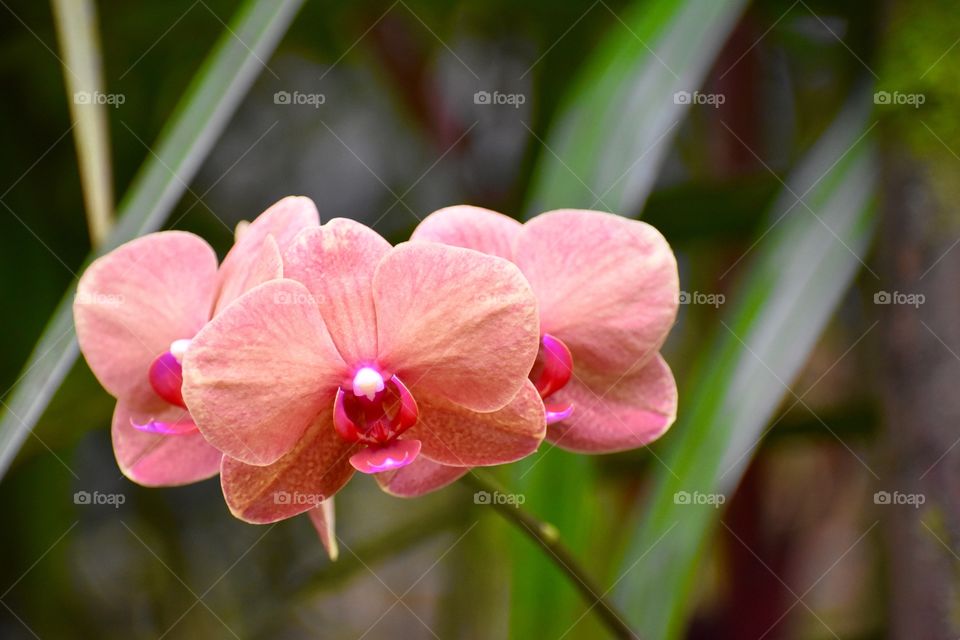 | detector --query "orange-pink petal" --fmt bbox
[74,231,218,407]
[112,400,222,487]
[546,354,677,453]
[214,234,282,314]
[409,380,545,466]
[283,220,391,364]
[373,243,540,412]
[220,410,356,523]
[376,457,469,497]
[182,279,347,466]
[411,205,521,260]
[514,209,678,376]
[216,196,319,304]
